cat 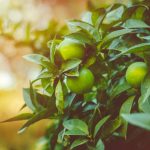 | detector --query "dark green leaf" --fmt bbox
[130,7,146,20]
[18,109,48,133]
[19,103,26,111]
[122,4,148,21]
[1,113,33,123]
[101,118,121,139]
[93,8,106,29]
[94,115,110,137]
[70,139,88,149]
[110,79,131,100]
